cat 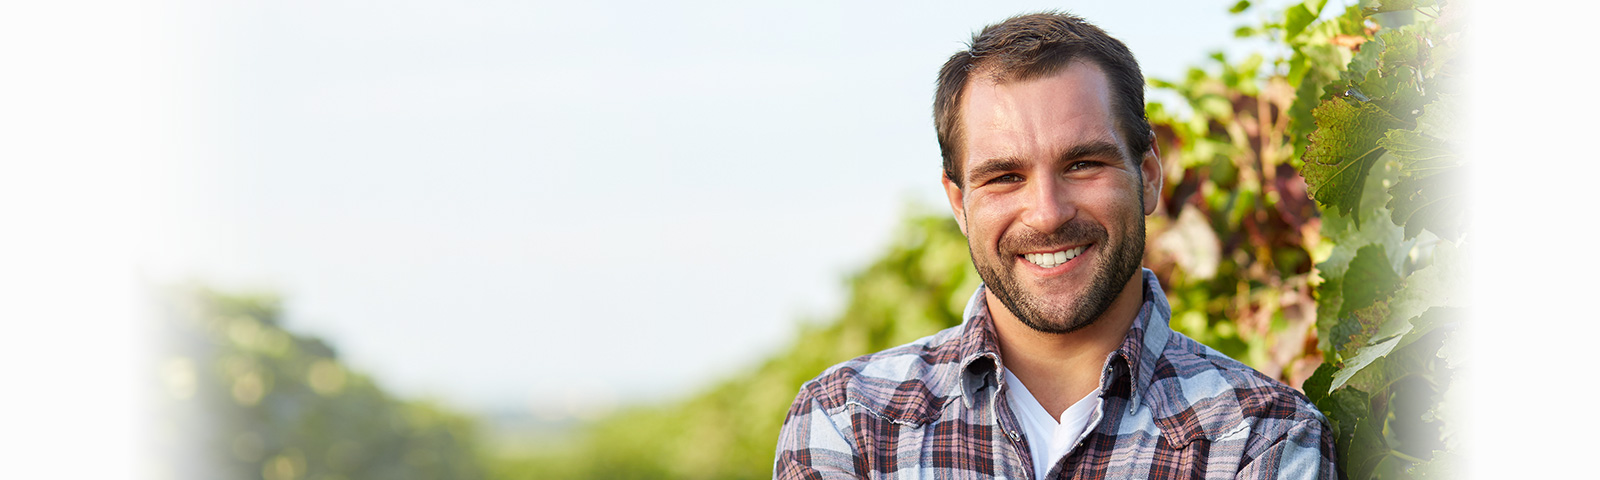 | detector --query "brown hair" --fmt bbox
[935,12,1151,187]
